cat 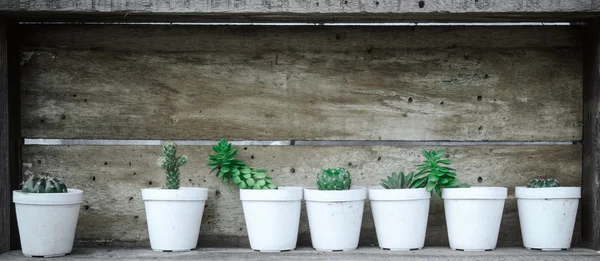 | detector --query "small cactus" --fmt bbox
[22,175,68,193]
[158,141,188,189]
[527,178,560,188]
[317,167,352,190]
